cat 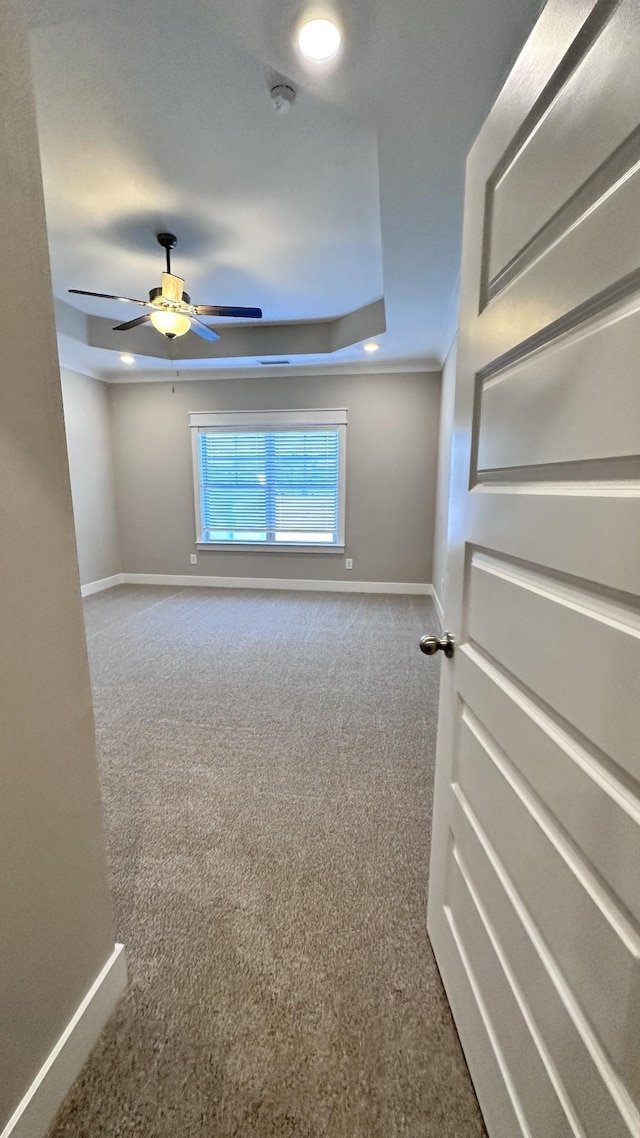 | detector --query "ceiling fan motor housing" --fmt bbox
[148,286,191,306]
